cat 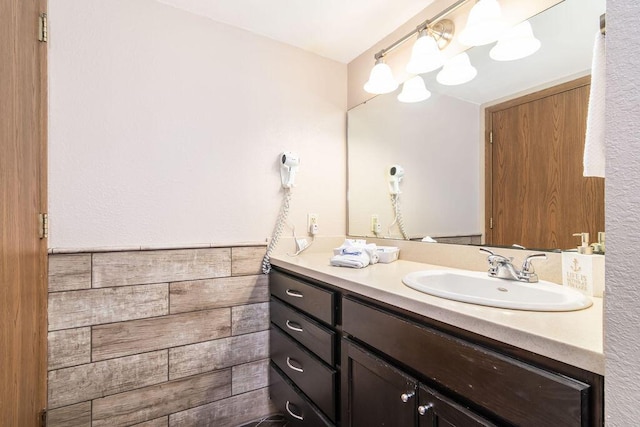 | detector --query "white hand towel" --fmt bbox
[330,252,370,269]
[583,31,605,178]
